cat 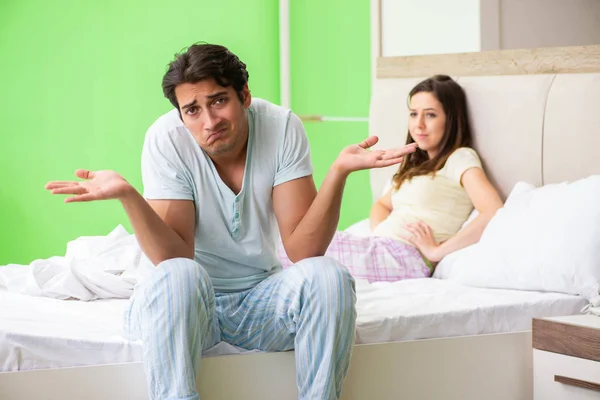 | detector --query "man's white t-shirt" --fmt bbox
[141,98,313,292]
